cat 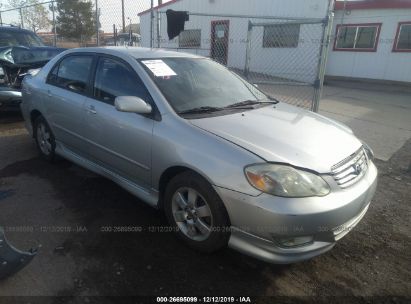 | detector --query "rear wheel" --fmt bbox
[164,171,230,252]
[34,116,56,162]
